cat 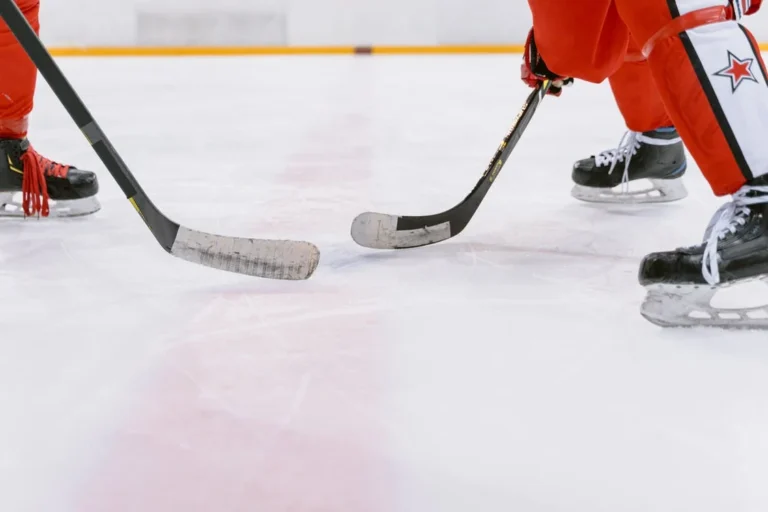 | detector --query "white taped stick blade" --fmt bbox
[171,226,320,280]
[351,212,451,249]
